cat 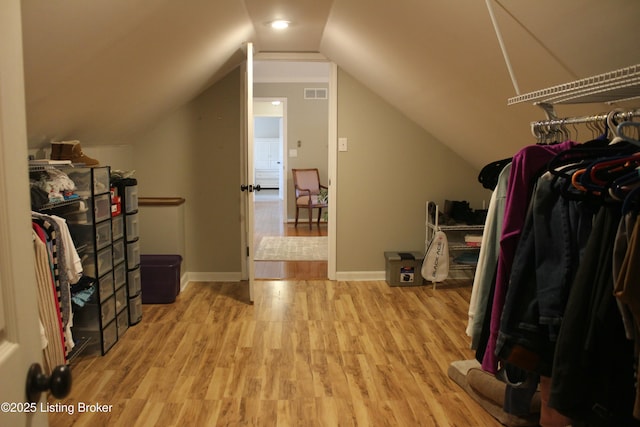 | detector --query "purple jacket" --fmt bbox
[482,140,577,373]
